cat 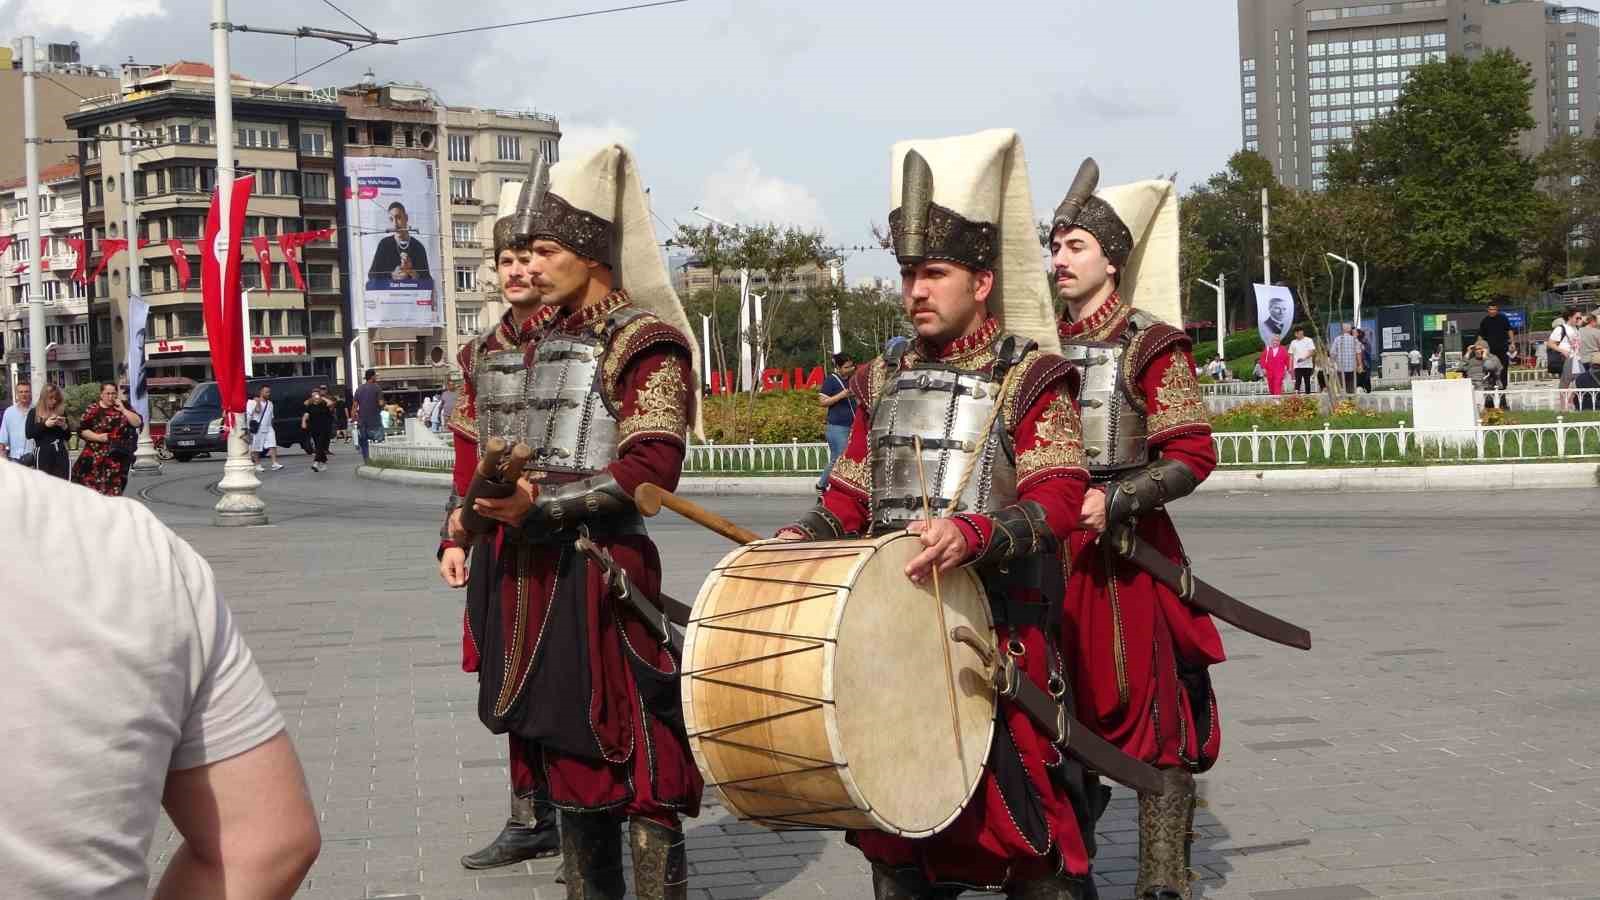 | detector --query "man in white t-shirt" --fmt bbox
[1288,326,1317,394]
[1408,347,1423,376]
[0,463,319,899]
